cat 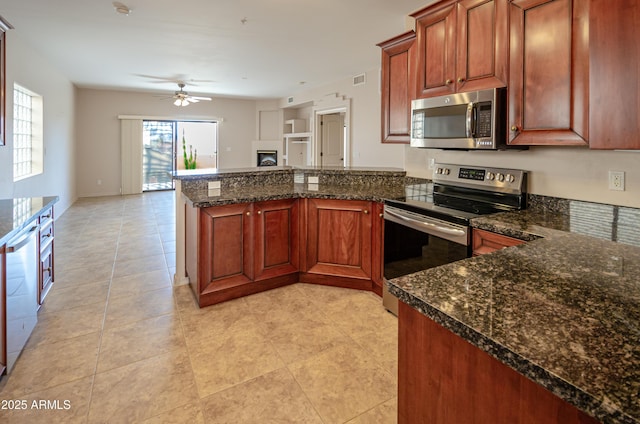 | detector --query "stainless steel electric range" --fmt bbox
[383,163,527,315]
